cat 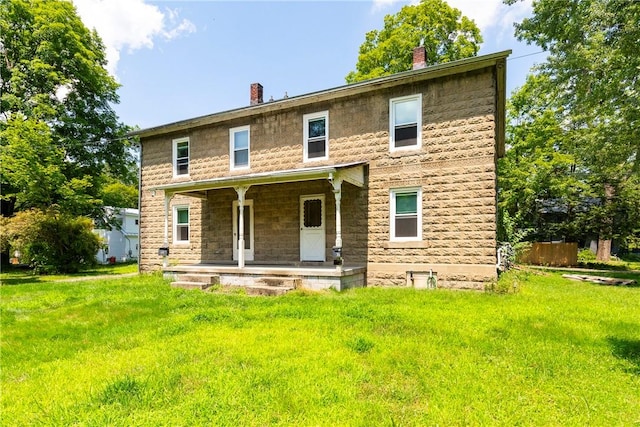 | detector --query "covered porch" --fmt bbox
[151,162,368,292]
